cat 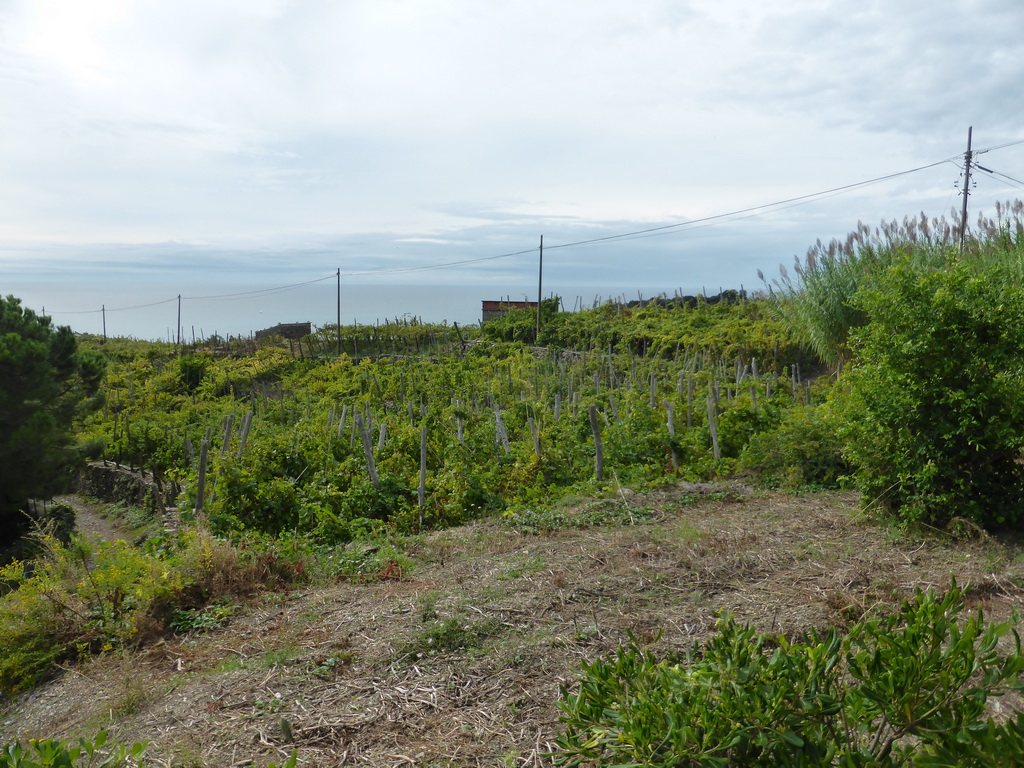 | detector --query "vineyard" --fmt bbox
[5,209,1024,765]
[81,295,823,543]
